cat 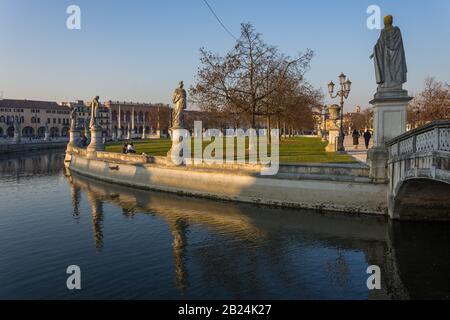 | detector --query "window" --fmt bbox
[58,118,61,124]
[0,116,4,123]
[37,118,40,124]
[47,118,51,124]
[53,118,56,124]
